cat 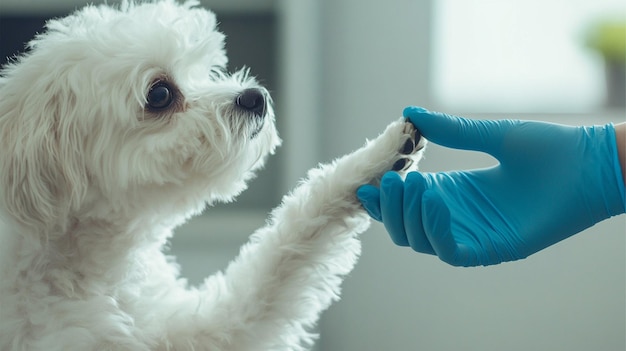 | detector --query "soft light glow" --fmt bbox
[432,0,626,113]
